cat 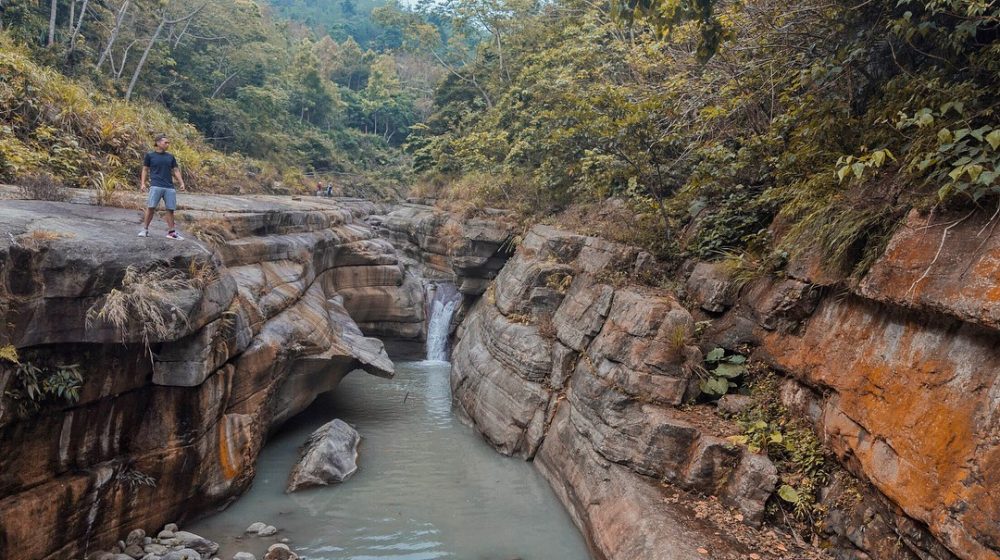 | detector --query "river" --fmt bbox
[189,360,590,560]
